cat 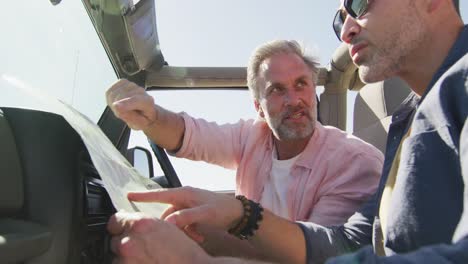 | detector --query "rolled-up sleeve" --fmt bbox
[298,192,377,264]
